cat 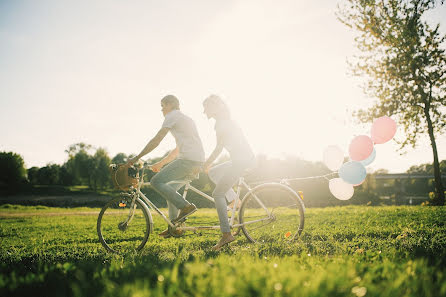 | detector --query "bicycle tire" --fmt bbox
[239,183,305,243]
[97,195,152,254]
